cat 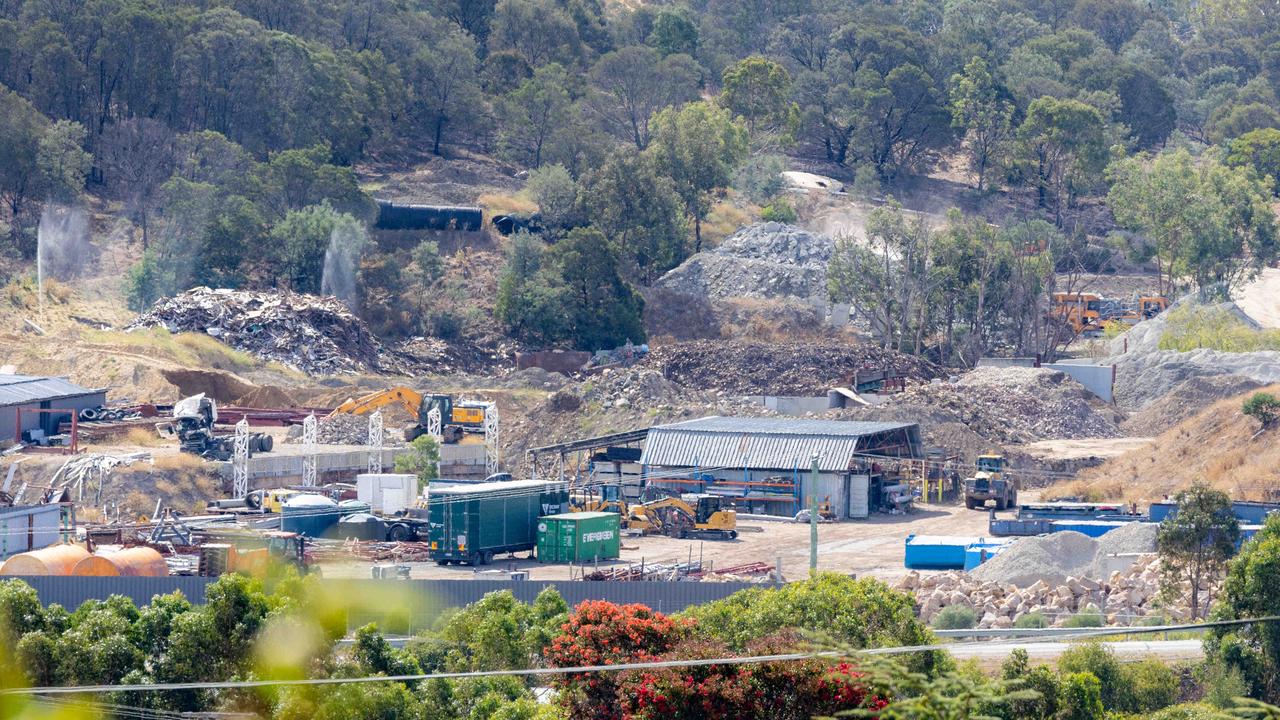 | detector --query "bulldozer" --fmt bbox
[197,531,309,576]
[628,494,738,539]
[963,454,1018,510]
[329,387,489,443]
[1050,292,1104,336]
